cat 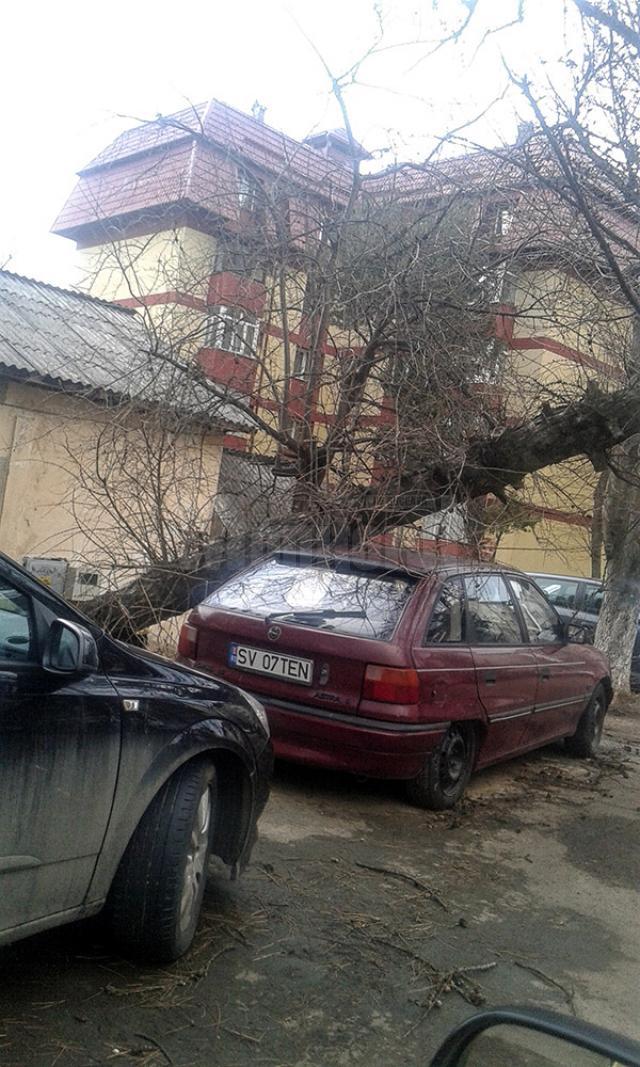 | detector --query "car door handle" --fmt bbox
[483,671,497,684]
[540,668,551,680]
